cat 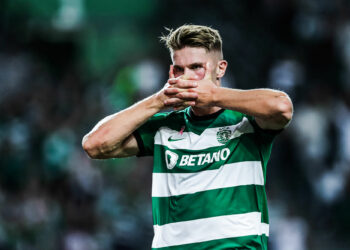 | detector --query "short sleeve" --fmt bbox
[245,115,284,171]
[245,115,283,144]
[133,112,169,157]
